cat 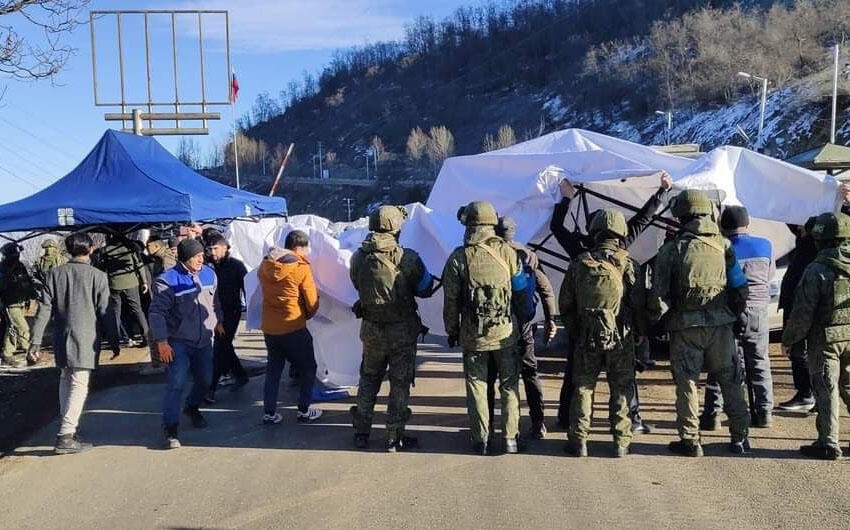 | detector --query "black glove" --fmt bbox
[111,346,121,360]
[447,335,458,348]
